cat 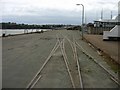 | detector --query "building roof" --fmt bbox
[94,16,119,23]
